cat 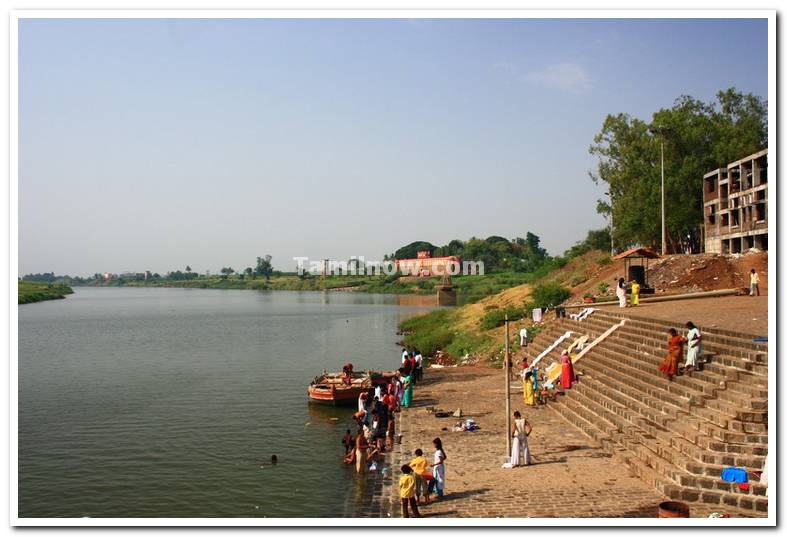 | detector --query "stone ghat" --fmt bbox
[526,309,768,515]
